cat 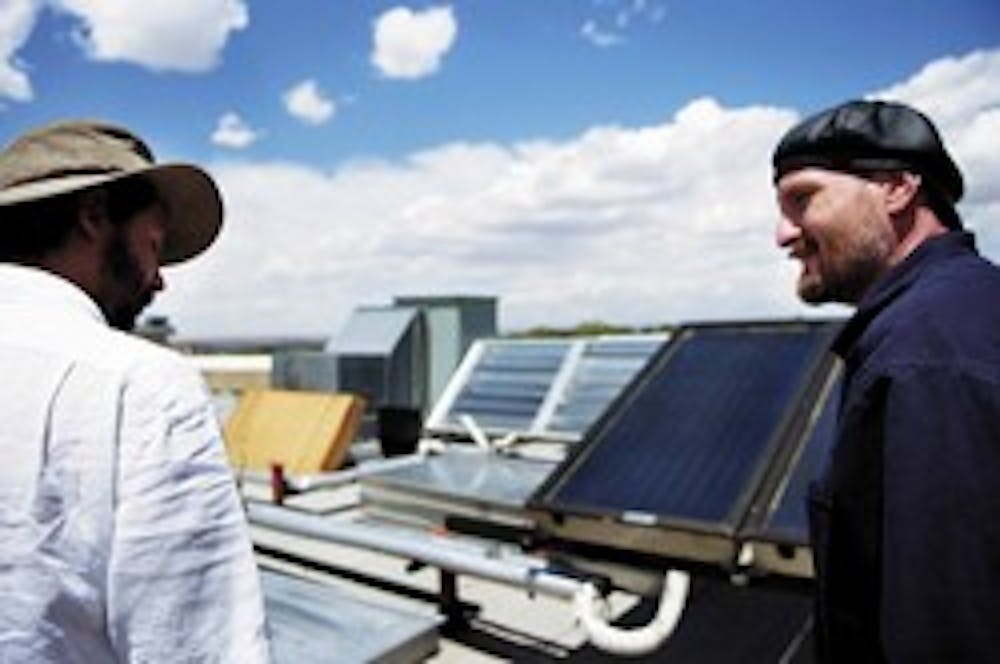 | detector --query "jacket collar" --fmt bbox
[831,231,977,356]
